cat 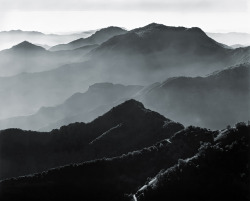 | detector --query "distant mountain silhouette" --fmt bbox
[1,123,248,200]
[0,83,142,131]
[49,27,127,51]
[0,64,248,130]
[86,23,250,84]
[0,100,183,180]
[0,23,249,119]
[0,41,95,76]
[207,32,250,46]
[137,63,250,129]
[0,29,95,51]
[10,41,46,52]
